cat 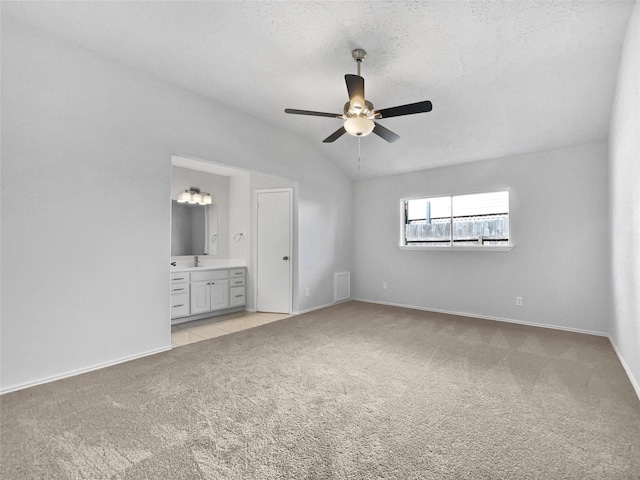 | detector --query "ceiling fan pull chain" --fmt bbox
[358,137,361,170]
